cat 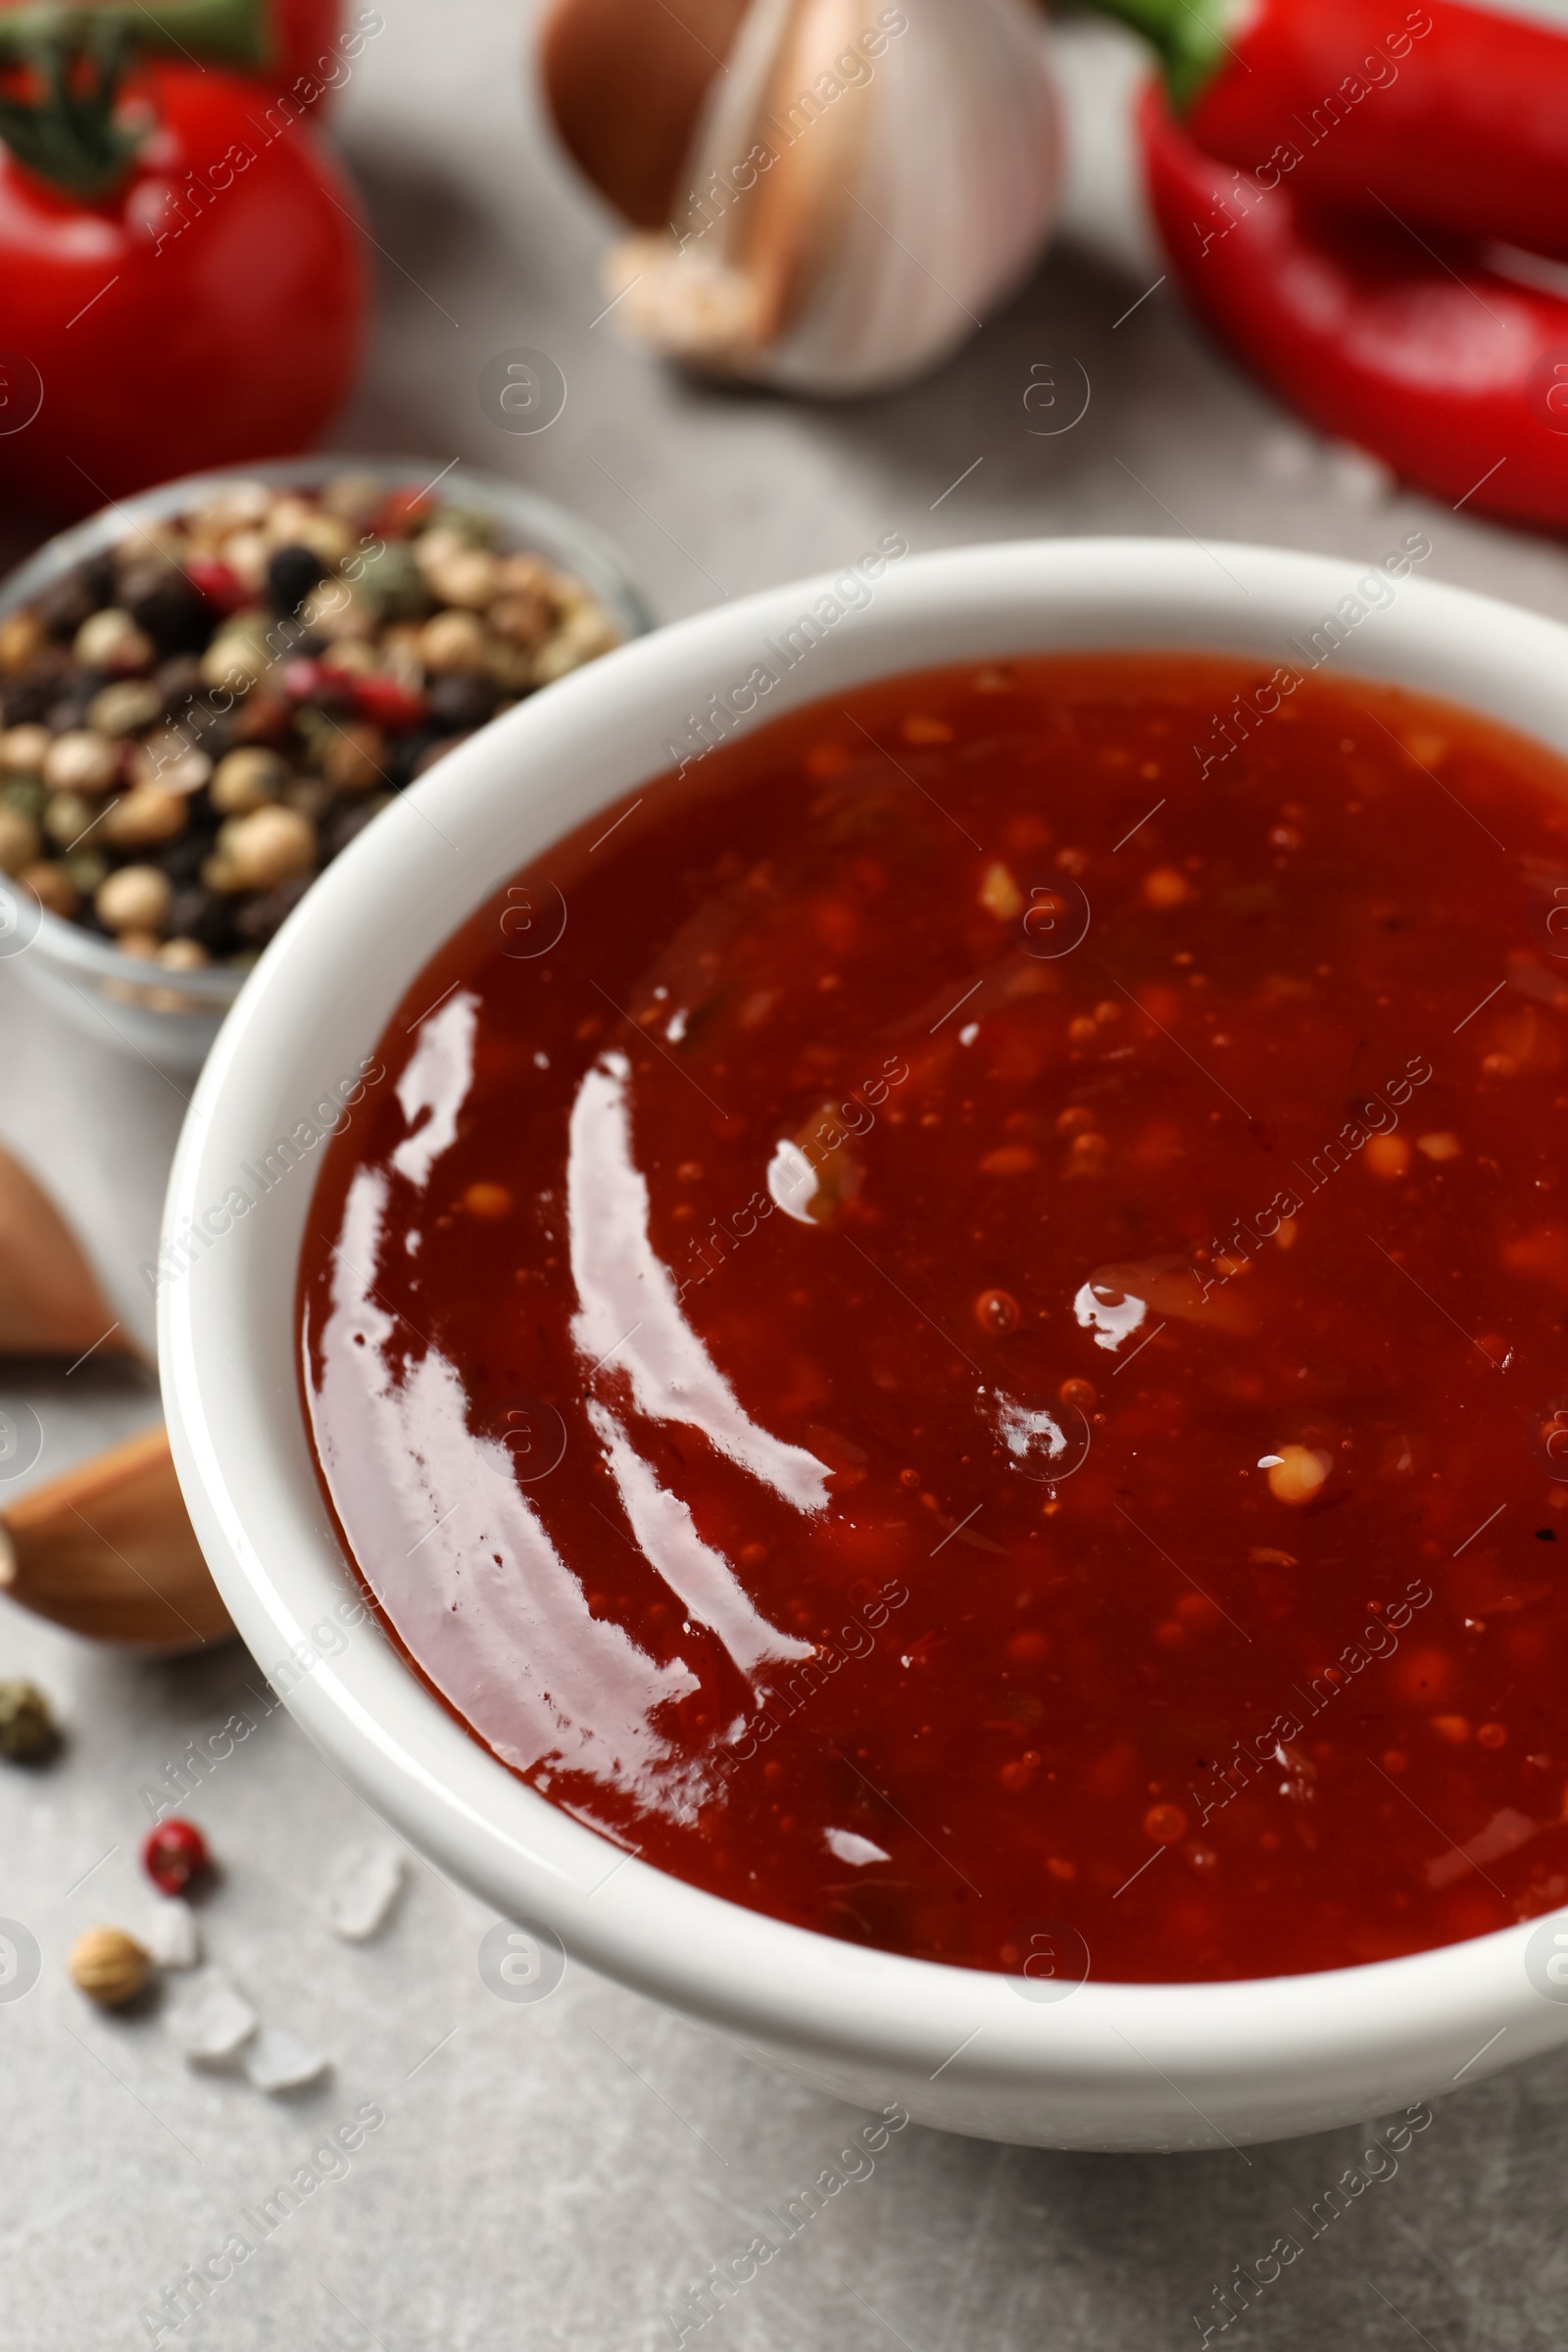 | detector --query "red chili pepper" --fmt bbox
[340,669,427,730]
[1092,0,1568,261]
[1139,82,1568,531]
